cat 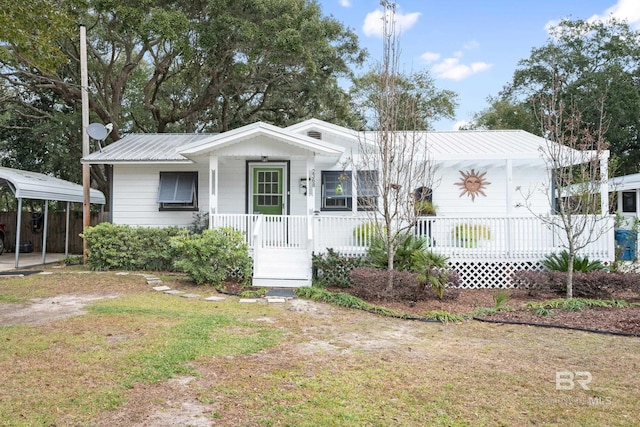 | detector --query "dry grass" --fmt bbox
[1,267,639,426]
